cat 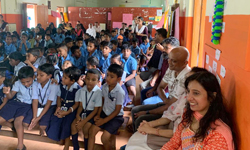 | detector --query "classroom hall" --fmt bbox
[0,0,248,149]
